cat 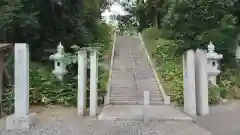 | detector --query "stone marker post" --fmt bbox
[144,91,150,105]
[195,49,209,116]
[77,49,87,116]
[89,50,98,116]
[183,50,196,116]
[143,91,150,124]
